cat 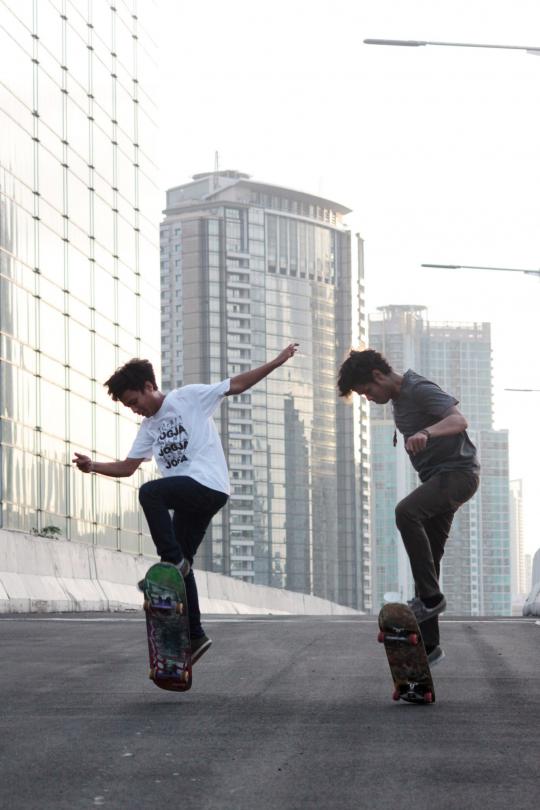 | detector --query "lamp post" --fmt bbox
[421,263,540,278]
[363,38,540,55]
